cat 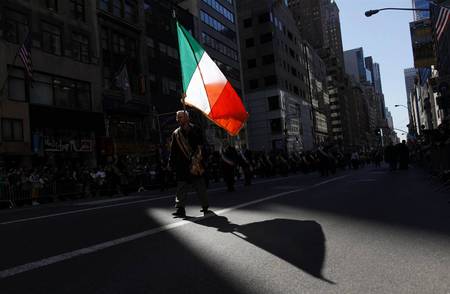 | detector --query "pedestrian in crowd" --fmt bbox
[239,148,253,186]
[384,143,398,171]
[29,170,43,206]
[220,140,238,192]
[351,151,360,170]
[397,140,410,170]
[317,147,330,176]
[168,110,209,218]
